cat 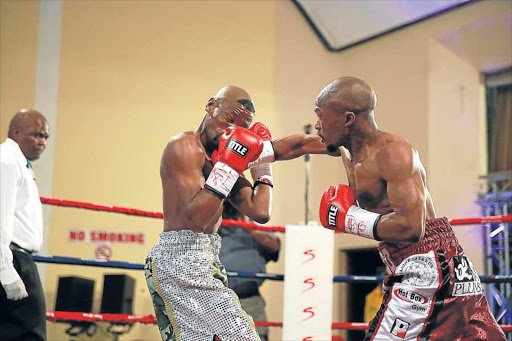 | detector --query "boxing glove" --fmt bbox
[205,126,263,198]
[247,122,275,169]
[249,122,273,187]
[250,122,272,141]
[319,184,381,240]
